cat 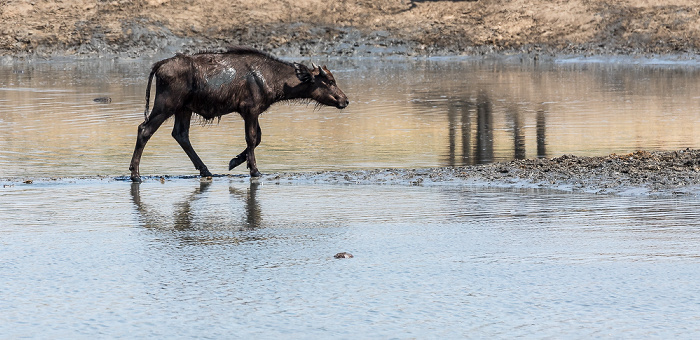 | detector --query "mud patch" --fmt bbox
[257,149,700,197]
[5,150,700,197]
